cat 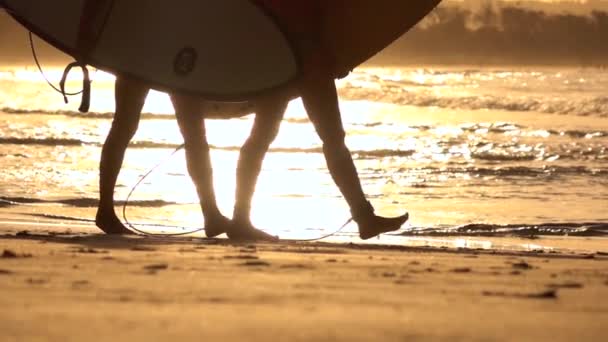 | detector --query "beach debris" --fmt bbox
[526,290,558,299]
[143,263,169,271]
[224,255,259,260]
[241,245,257,253]
[325,258,338,263]
[2,249,17,258]
[26,278,48,285]
[482,289,557,300]
[72,280,91,288]
[546,282,584,289]
[239,260,271,267]
[511,261,533,270]
[279,263,314,270]
[73,247,107,254]
[2,249,32,258]
[131,246,157,252]
[451,267,472,273]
